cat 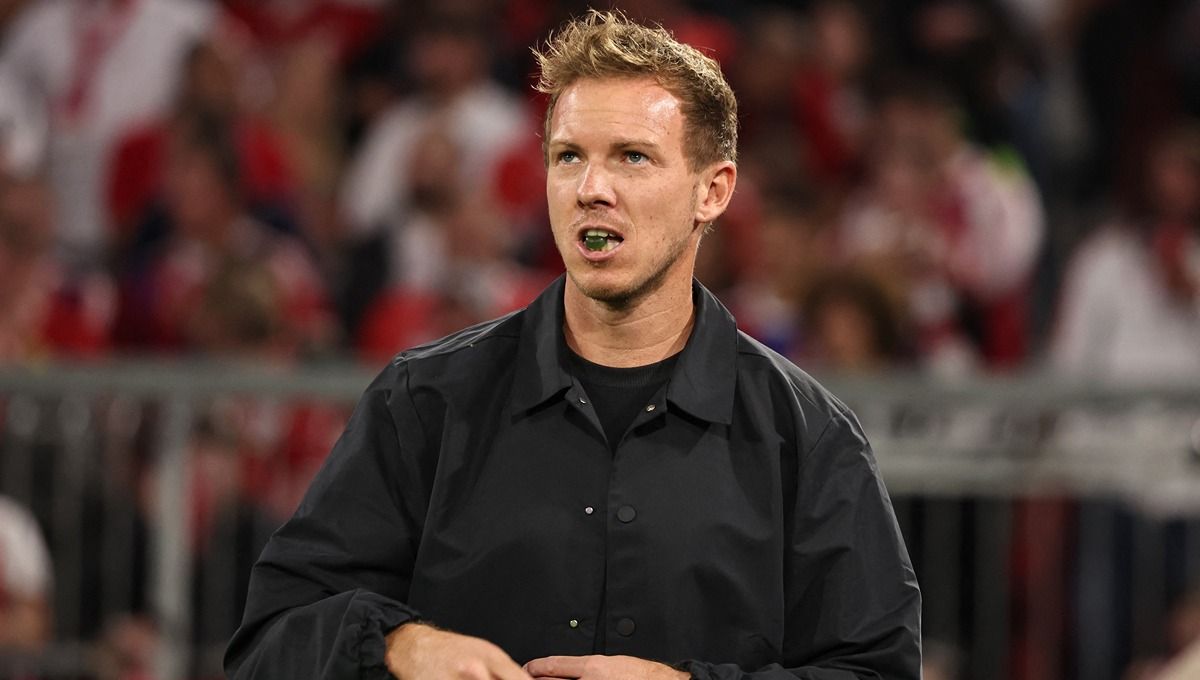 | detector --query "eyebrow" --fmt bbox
[546,138,663,151]
[612,139,661,151]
